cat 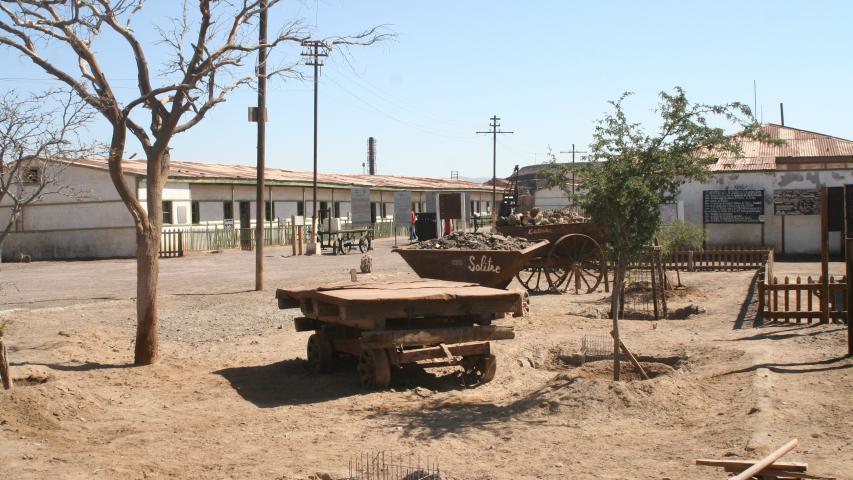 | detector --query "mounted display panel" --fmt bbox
[703,189,764,224]
[351,187,371,227]
[439,192,462,220]
[773,189,820,215]
[393,191,412,225]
